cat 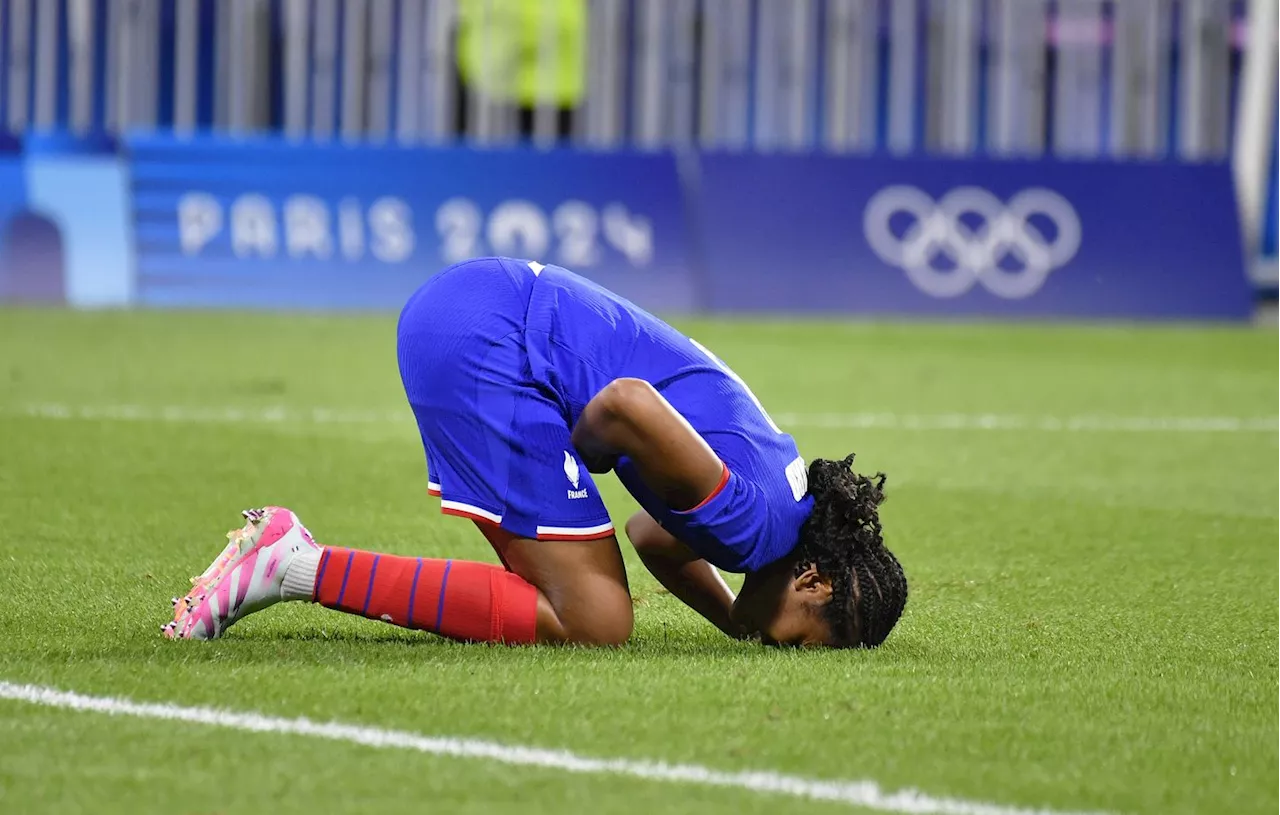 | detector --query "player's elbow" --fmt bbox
[581,378,657,449]
[594,378,657,425]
